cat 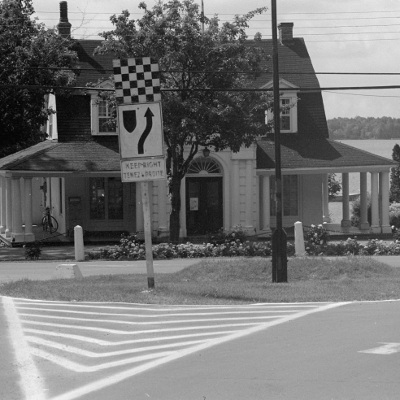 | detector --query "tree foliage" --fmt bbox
[0,0,77,157]
[390,144,400,202]
[96,0,270,241]
[328,173,341,200]
[328,116,400,140]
